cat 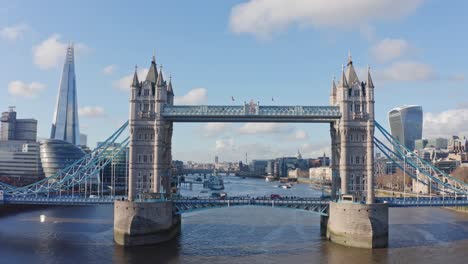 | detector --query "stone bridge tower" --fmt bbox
[330,54,375,204]
[326,55,388,249]
[127,56,173,200]
[114,56,180,246]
